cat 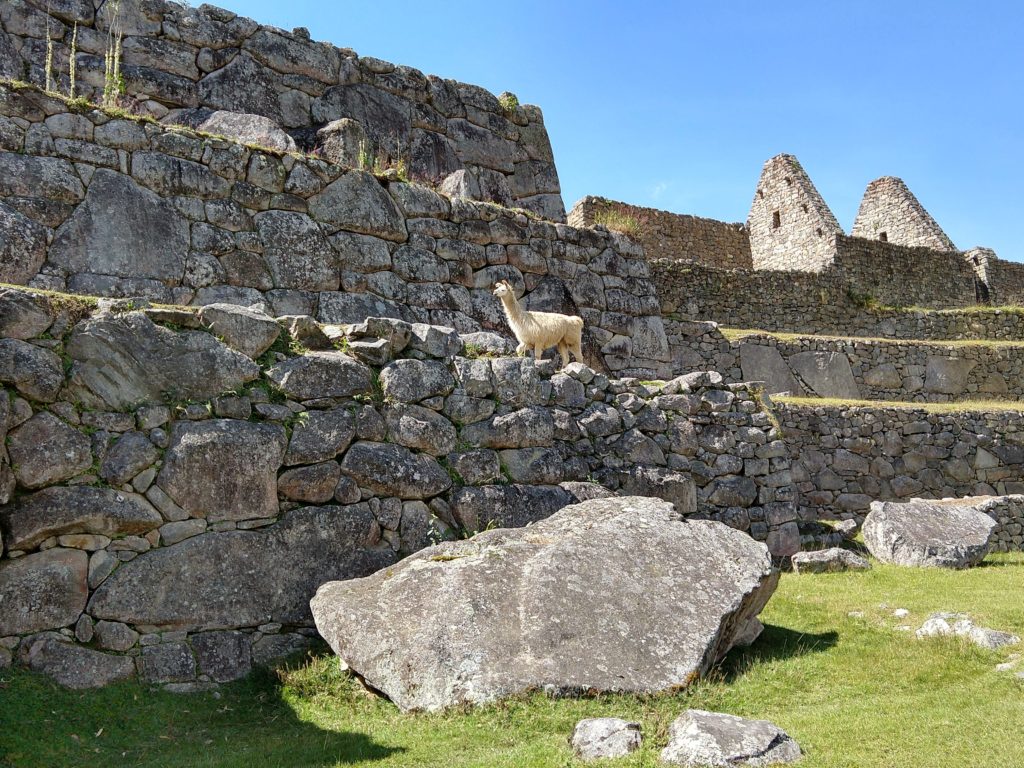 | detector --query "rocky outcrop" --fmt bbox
[660,709,801,766]
[863,498,997,568]
[311,496,778,712]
